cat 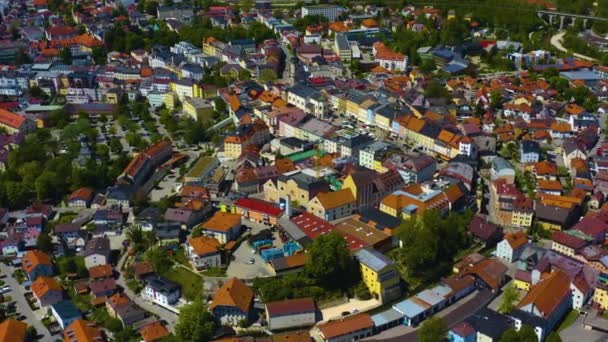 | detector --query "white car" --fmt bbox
[1,286,11,294]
